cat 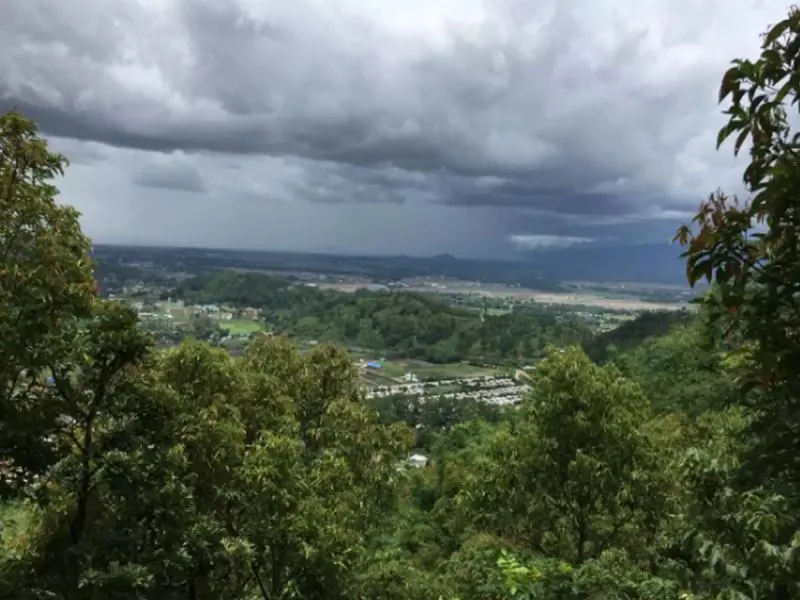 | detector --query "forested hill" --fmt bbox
[174,270,293,307]
[173,270,592,364]
[582,309,696,364]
